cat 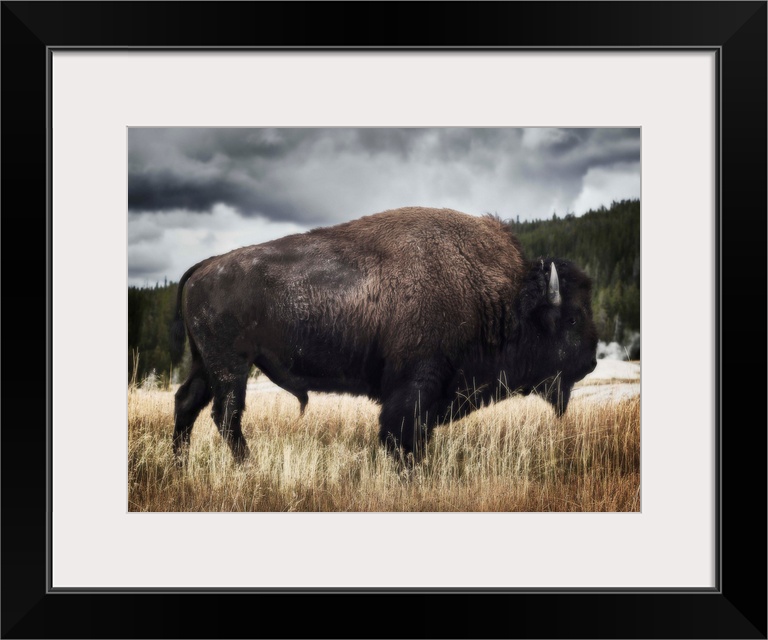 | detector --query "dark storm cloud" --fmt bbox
[129,128,319,219]
[523,128,640,171]
[129,169,304,220]
[130,128,368,221]
[128,127,640,225]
